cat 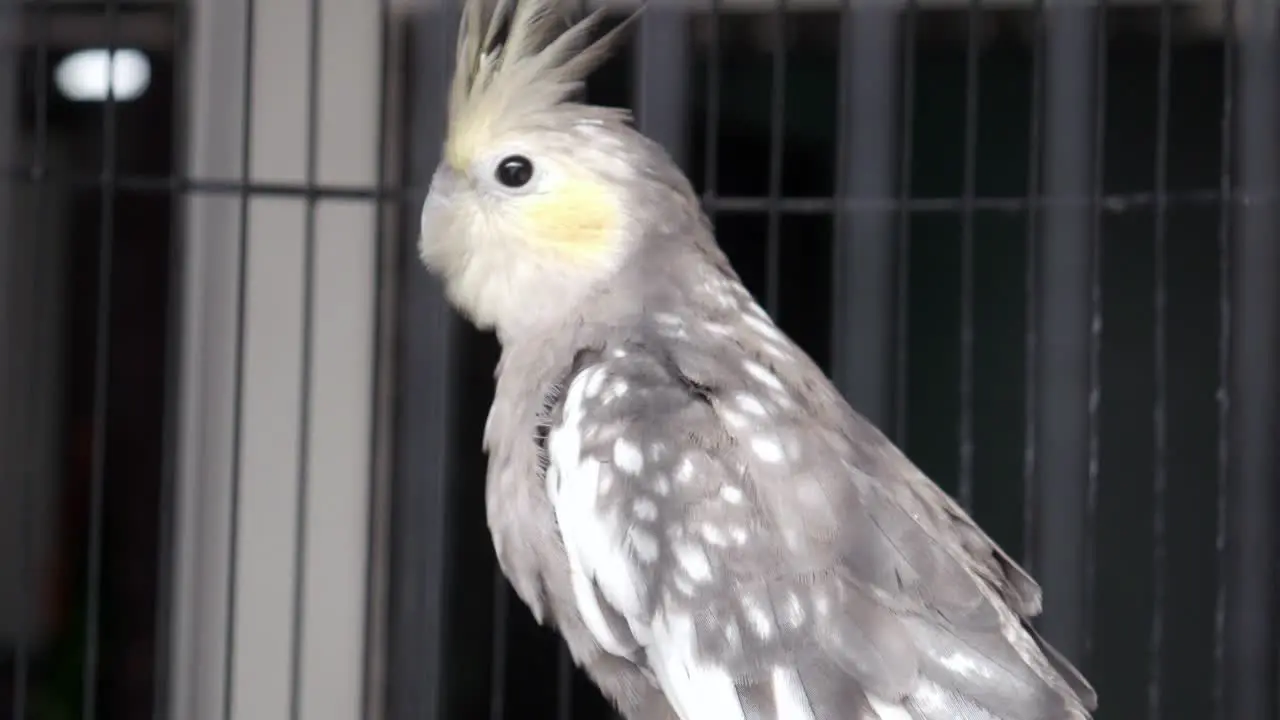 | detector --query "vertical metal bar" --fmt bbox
[154,0,192,715]
[386,7,459,720]
[0,0,32,712]
[831,0,901,431]
[702,0,721,207]
[1211,3,1237,718]
[634,7,689,168]
[957,0,981,511]
[892,0,916,447]
[1021,0,1045,575]
[1083,0,1106,672]
[1224,8,1279,719]
[1147,2,1173,717]
[0,0,26,715]
[288,0,323,716]
[764,0,786,317]
[85,2,123,716]
[555,634,573,720]
[488,573,509,720]
[1033,0,1099,666]
[361,0,395,716]
[223,0,257,714]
